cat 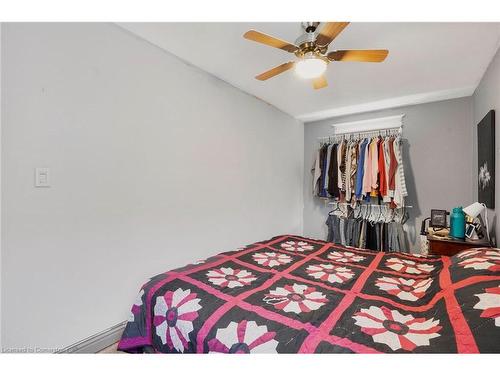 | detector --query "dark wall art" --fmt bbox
[477,110,495,208]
